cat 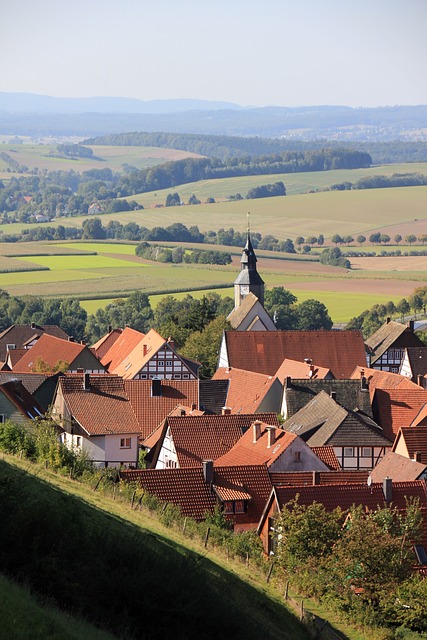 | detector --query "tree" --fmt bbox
[317,234,324,247]
[306,236,318,246]
[165,192,181,207]
[342,235,354,245]
[397,298,410,321]
[405,234,417,245]
[418,234,427,244]
[331,234,343,245]
[380,234,390,244]
[82,217,106,240]
[181,315,230,378]
[368,232,381,244]
[295,236,305,248]
[188,194,201,205]
[394,234,402,244]
[356,235,366,244]
[296,299,333,330]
